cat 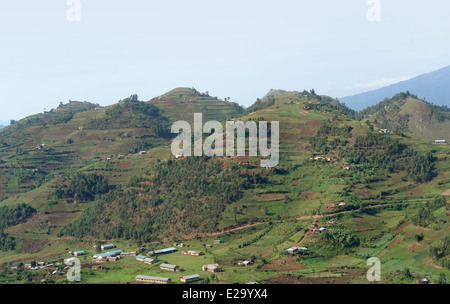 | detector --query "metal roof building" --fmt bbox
[135,275,171,284]
[143,258,156,265]
[93,249,122,259]
[180,274,201,283]
[160,263,180,271]
[136,255,147,261]
[148,247,177,255]
[101,244,116,250]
